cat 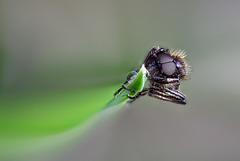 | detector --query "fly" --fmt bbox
[106,46,190,107]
